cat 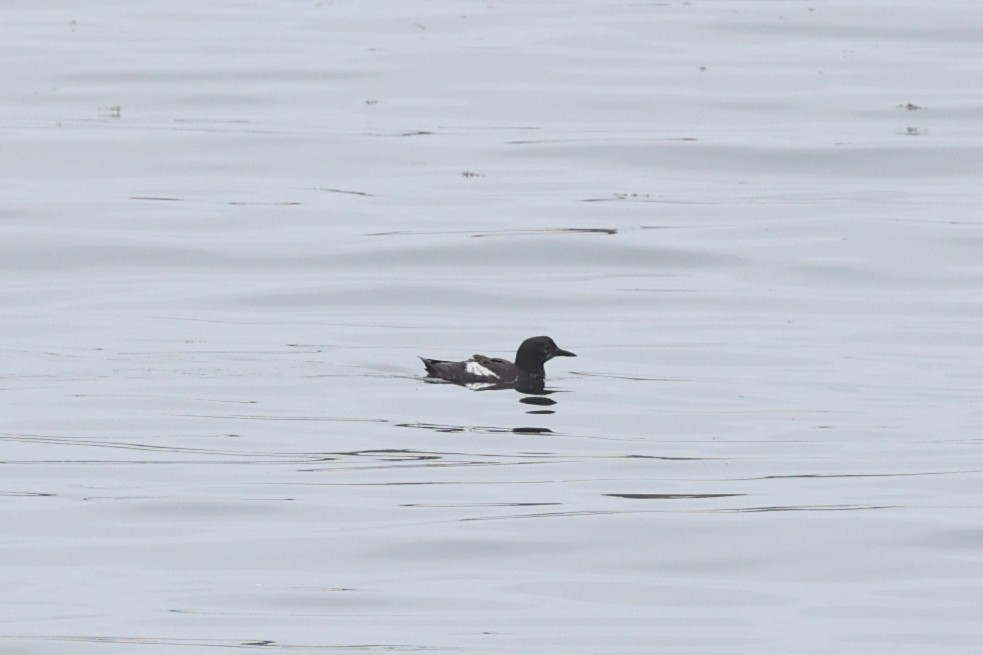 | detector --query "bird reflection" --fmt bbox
[518,396,557,406]
[426,376,569,414]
